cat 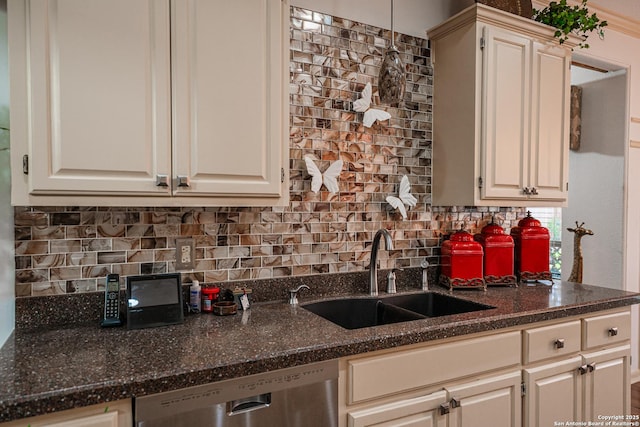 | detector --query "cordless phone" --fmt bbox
[101,274,123,327]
